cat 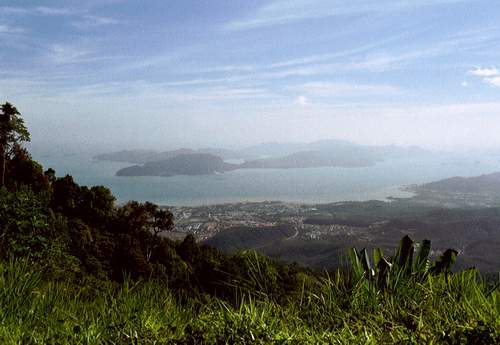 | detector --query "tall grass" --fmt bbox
[0,259,498,344]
